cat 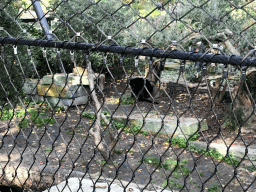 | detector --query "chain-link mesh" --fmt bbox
[1,0,256,191]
